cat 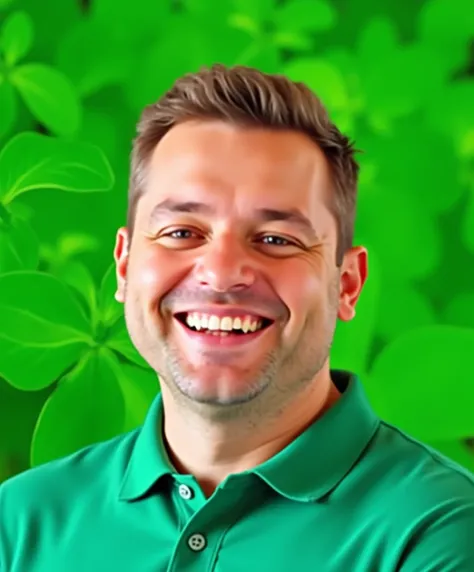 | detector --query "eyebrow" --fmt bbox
[148,199,319,239]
